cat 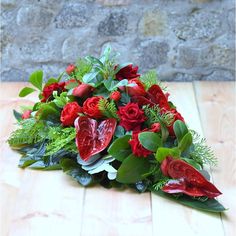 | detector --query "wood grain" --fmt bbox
[0,82,234,236]
[194,81,236,236]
